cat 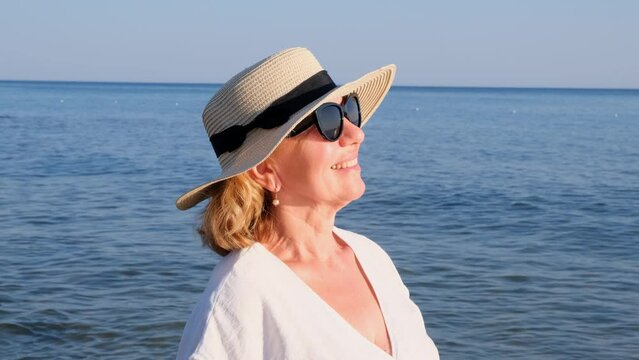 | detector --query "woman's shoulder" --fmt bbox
[333,226,394,263]
[334,226,410,297]
[177,245,266,359]
[204,244,267,304]
[185,244,268,328]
